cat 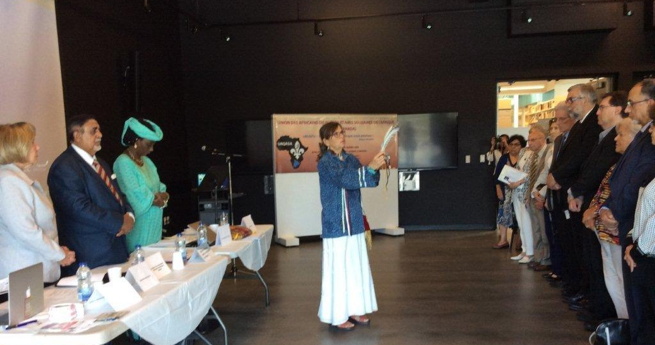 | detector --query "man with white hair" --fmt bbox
[547,84,603,319]
[523,125,551,271]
